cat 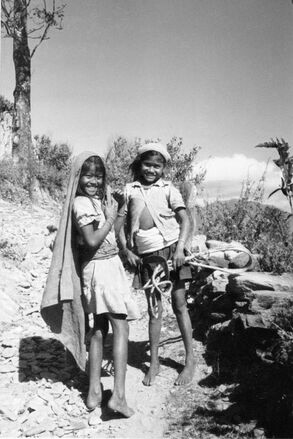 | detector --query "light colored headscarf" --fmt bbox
[138,142,171,162]
[41,151,102,371]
